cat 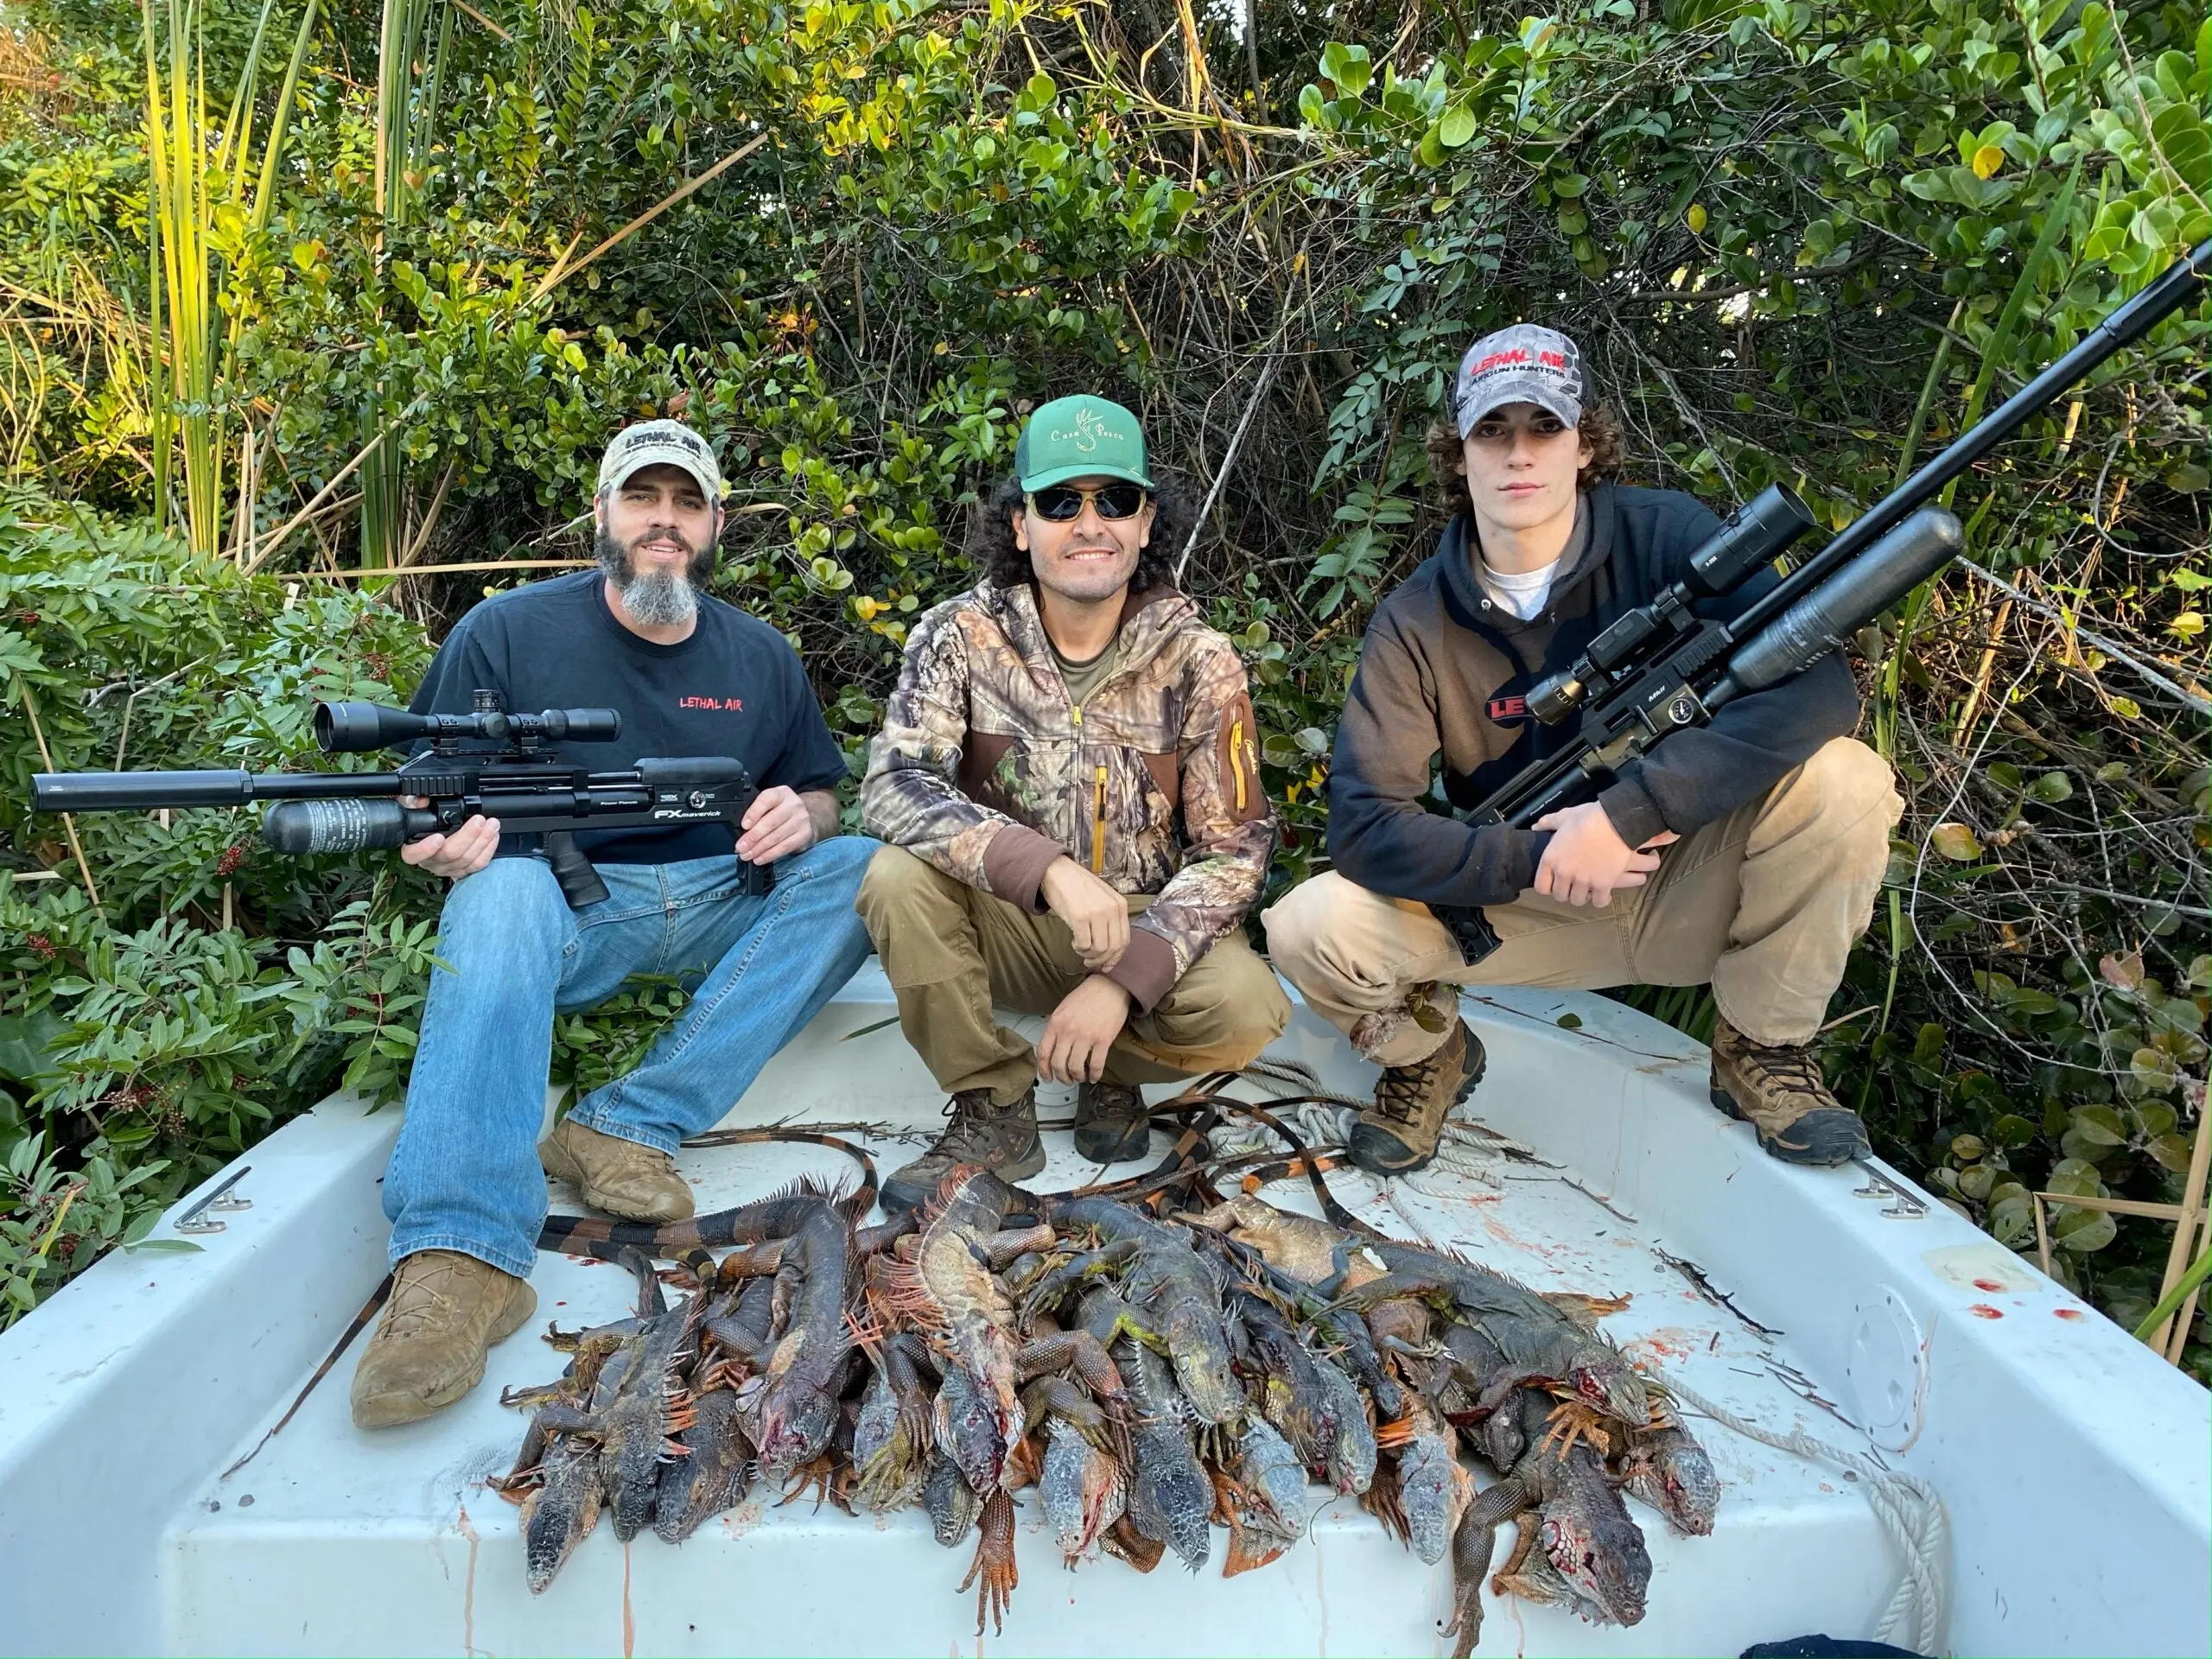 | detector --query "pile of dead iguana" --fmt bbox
[495,1155,1717,1650]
